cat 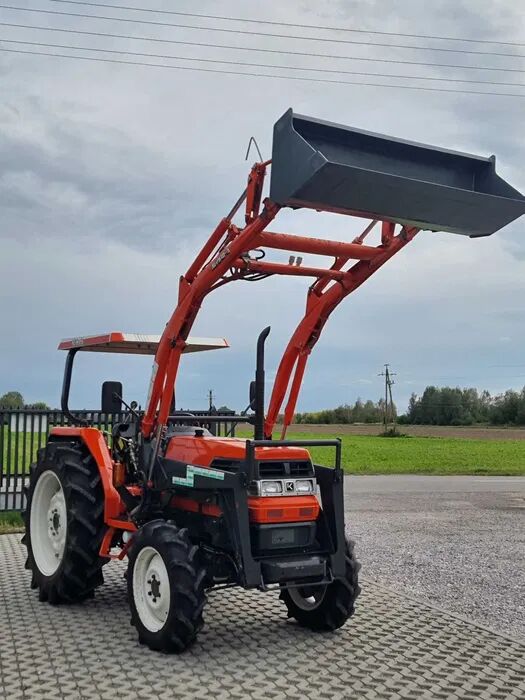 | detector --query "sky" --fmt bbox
[0,0,524,414]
